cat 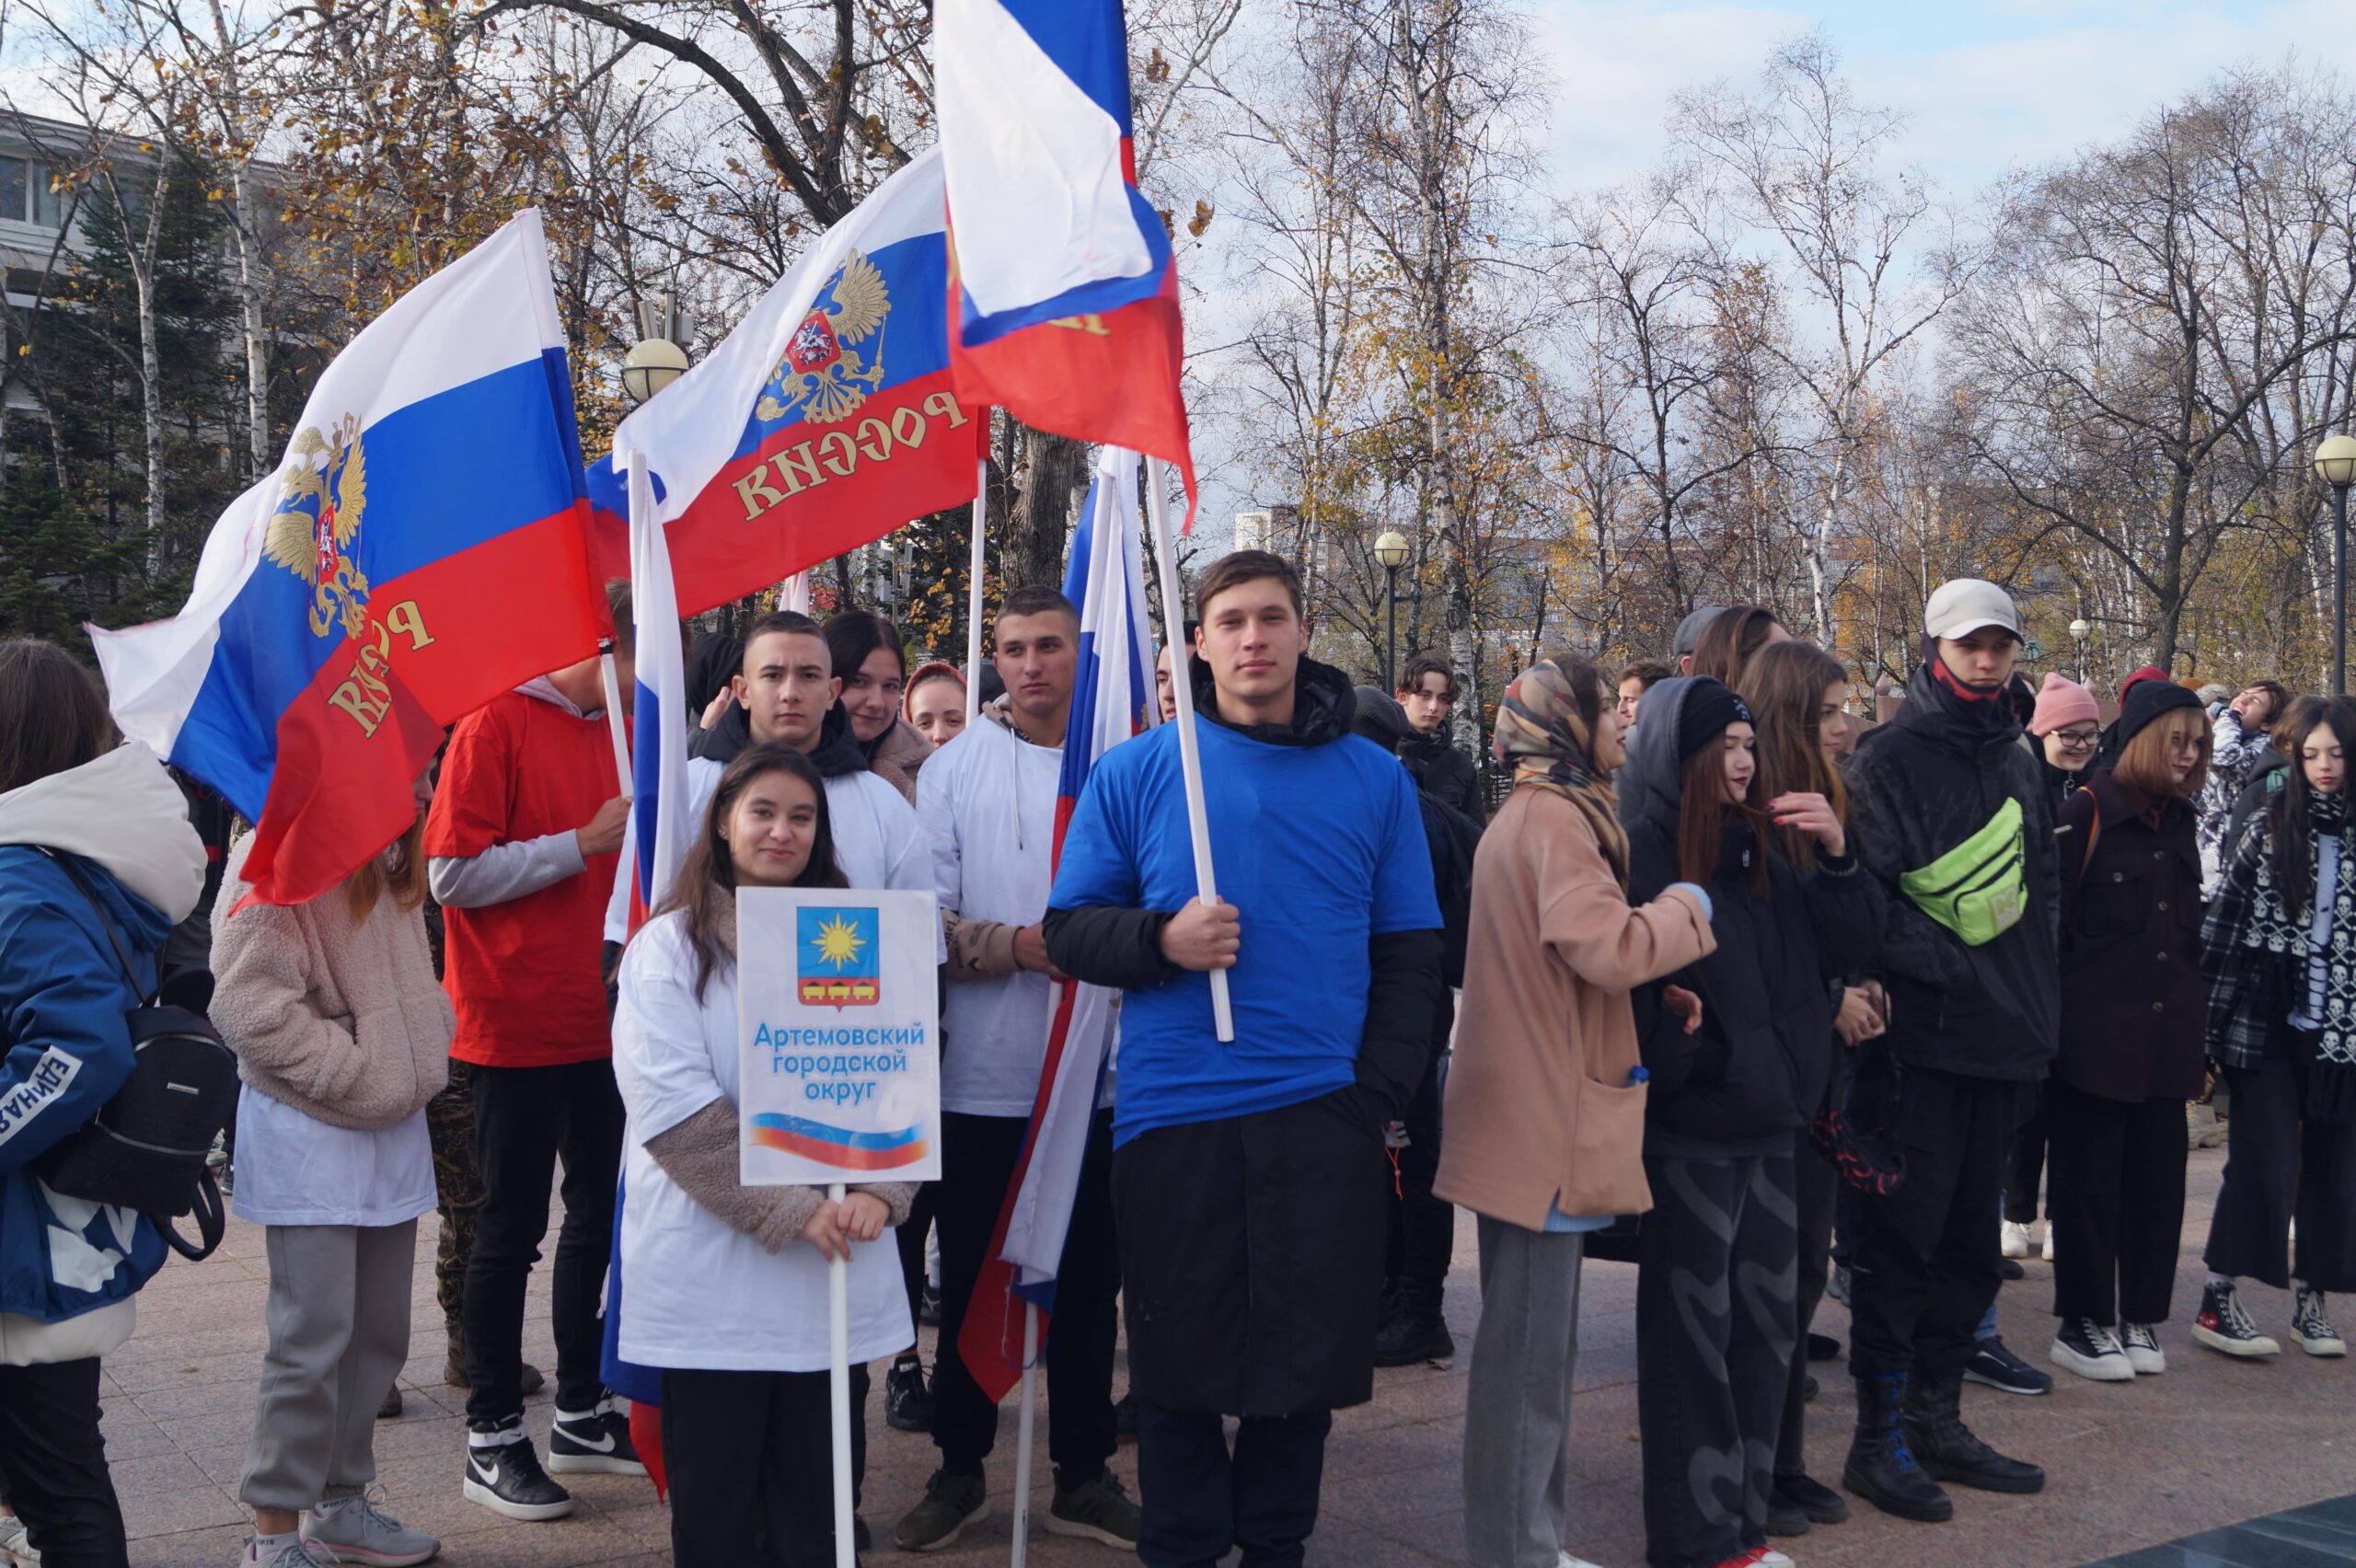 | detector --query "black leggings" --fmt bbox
[0,1357,129,1568]
[661,1364,868,1567]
